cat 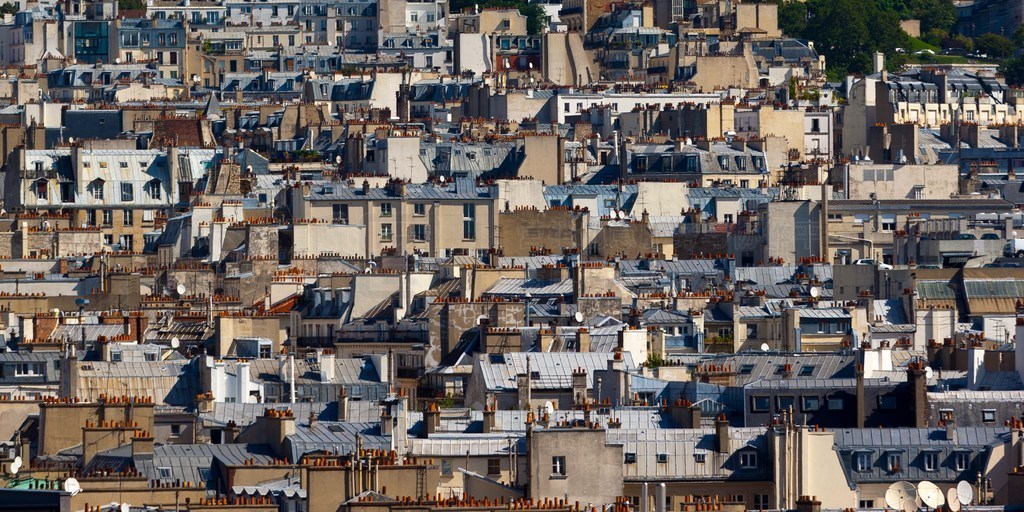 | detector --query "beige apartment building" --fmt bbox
[292,178,499,258]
